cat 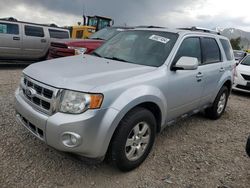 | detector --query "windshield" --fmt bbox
[89,27,121,40]
[240,55,250,66]
[93,30,178,67]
